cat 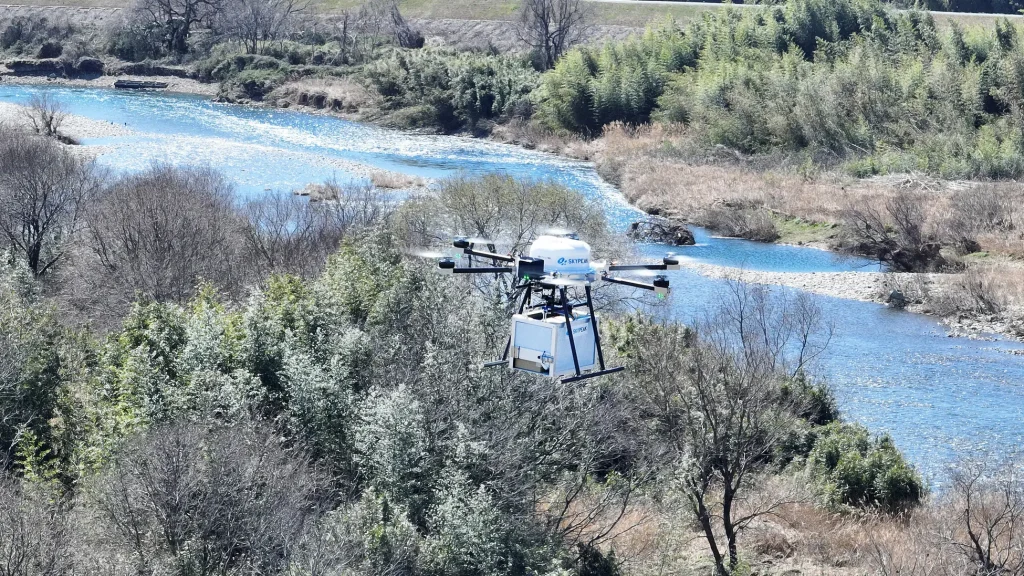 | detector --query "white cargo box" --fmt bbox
[510,312,597,378]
